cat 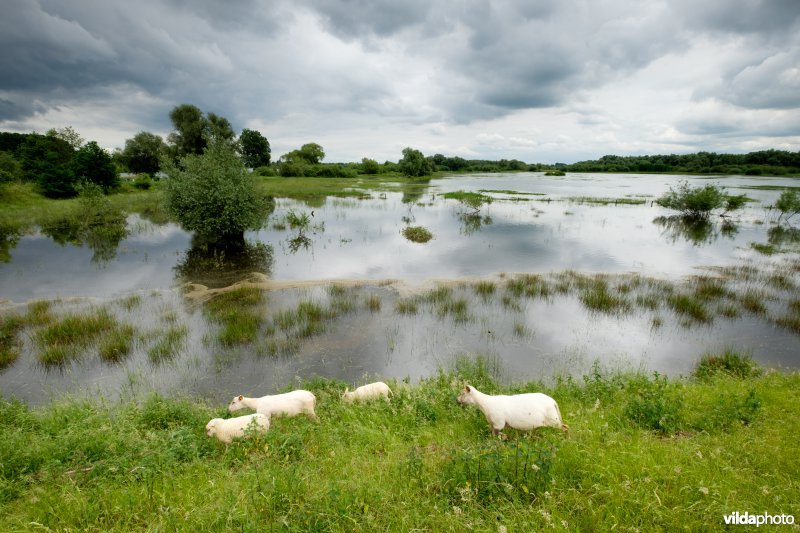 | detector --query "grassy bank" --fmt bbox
[1,355,797,531]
